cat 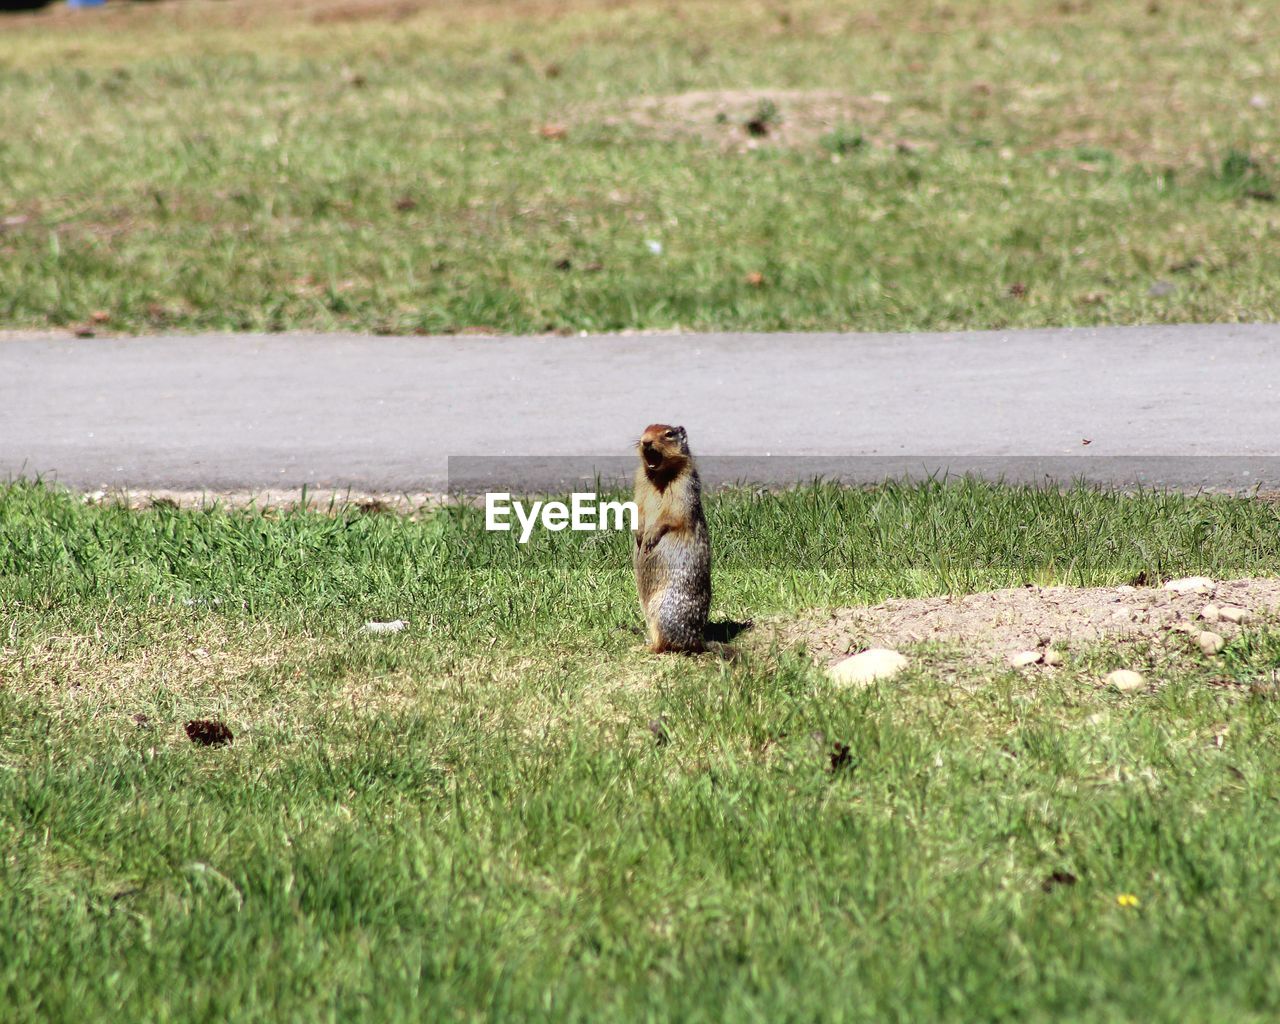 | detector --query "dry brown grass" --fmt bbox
[1,615,323,729]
